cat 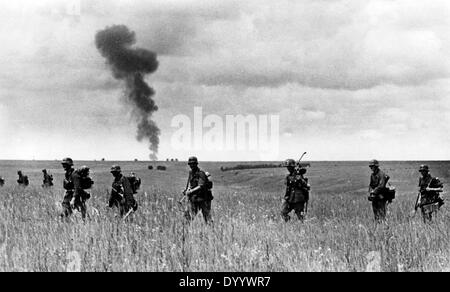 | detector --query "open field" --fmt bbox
[0,160,449,272]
